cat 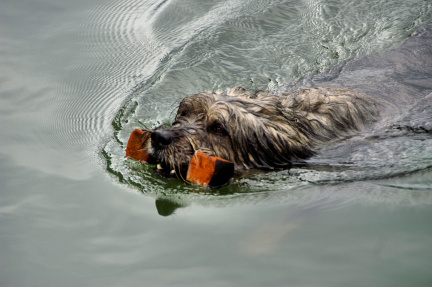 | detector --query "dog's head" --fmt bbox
[148,87,314,175]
